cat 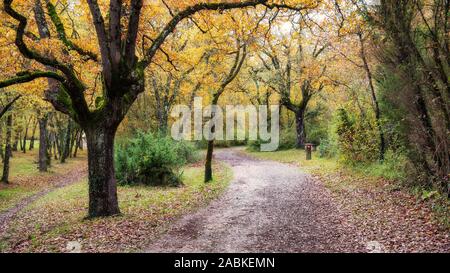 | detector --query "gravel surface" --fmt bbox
[146,148,365,253]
